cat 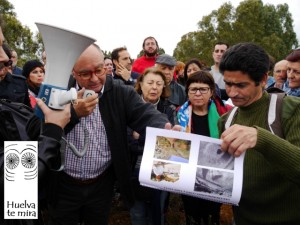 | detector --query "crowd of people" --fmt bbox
[1,18,300,225]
